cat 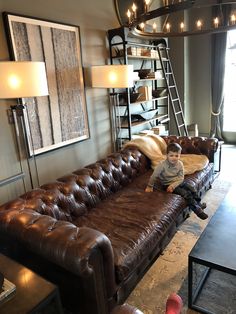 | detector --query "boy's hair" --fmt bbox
[167,142,182,154]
